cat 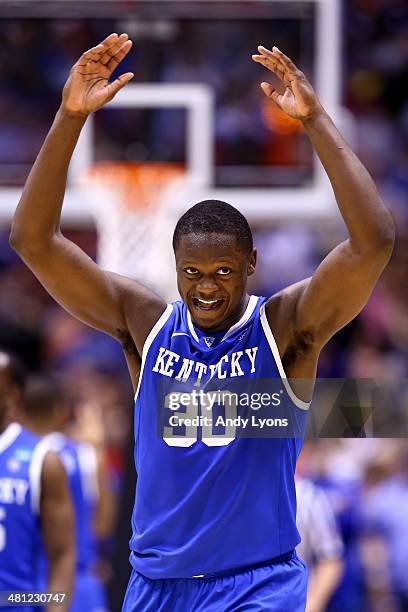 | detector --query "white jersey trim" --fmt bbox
[42,432,66,453]
[29,436,60,515]
[77,443,99,502]
[186,295,259,344]
[134,303,174,403]
[0,422,22,454]
[221,295,259,342]
[41,433,99,501]
[260,303,311,411]
[186,311,199,342]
